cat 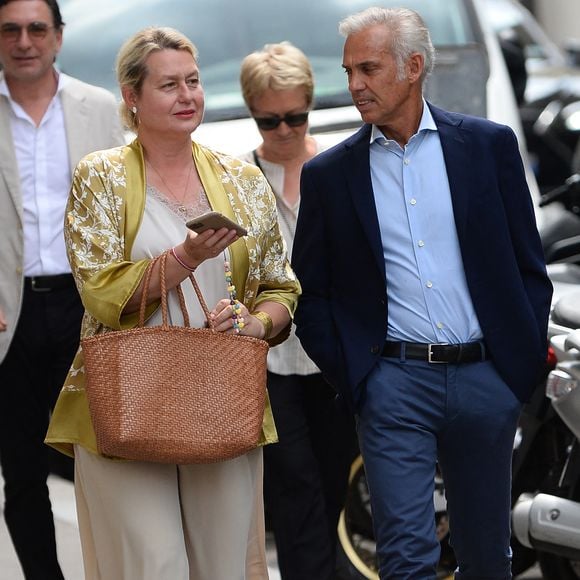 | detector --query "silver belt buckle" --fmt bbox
[30,277,51,292]
[428,343,448,363]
